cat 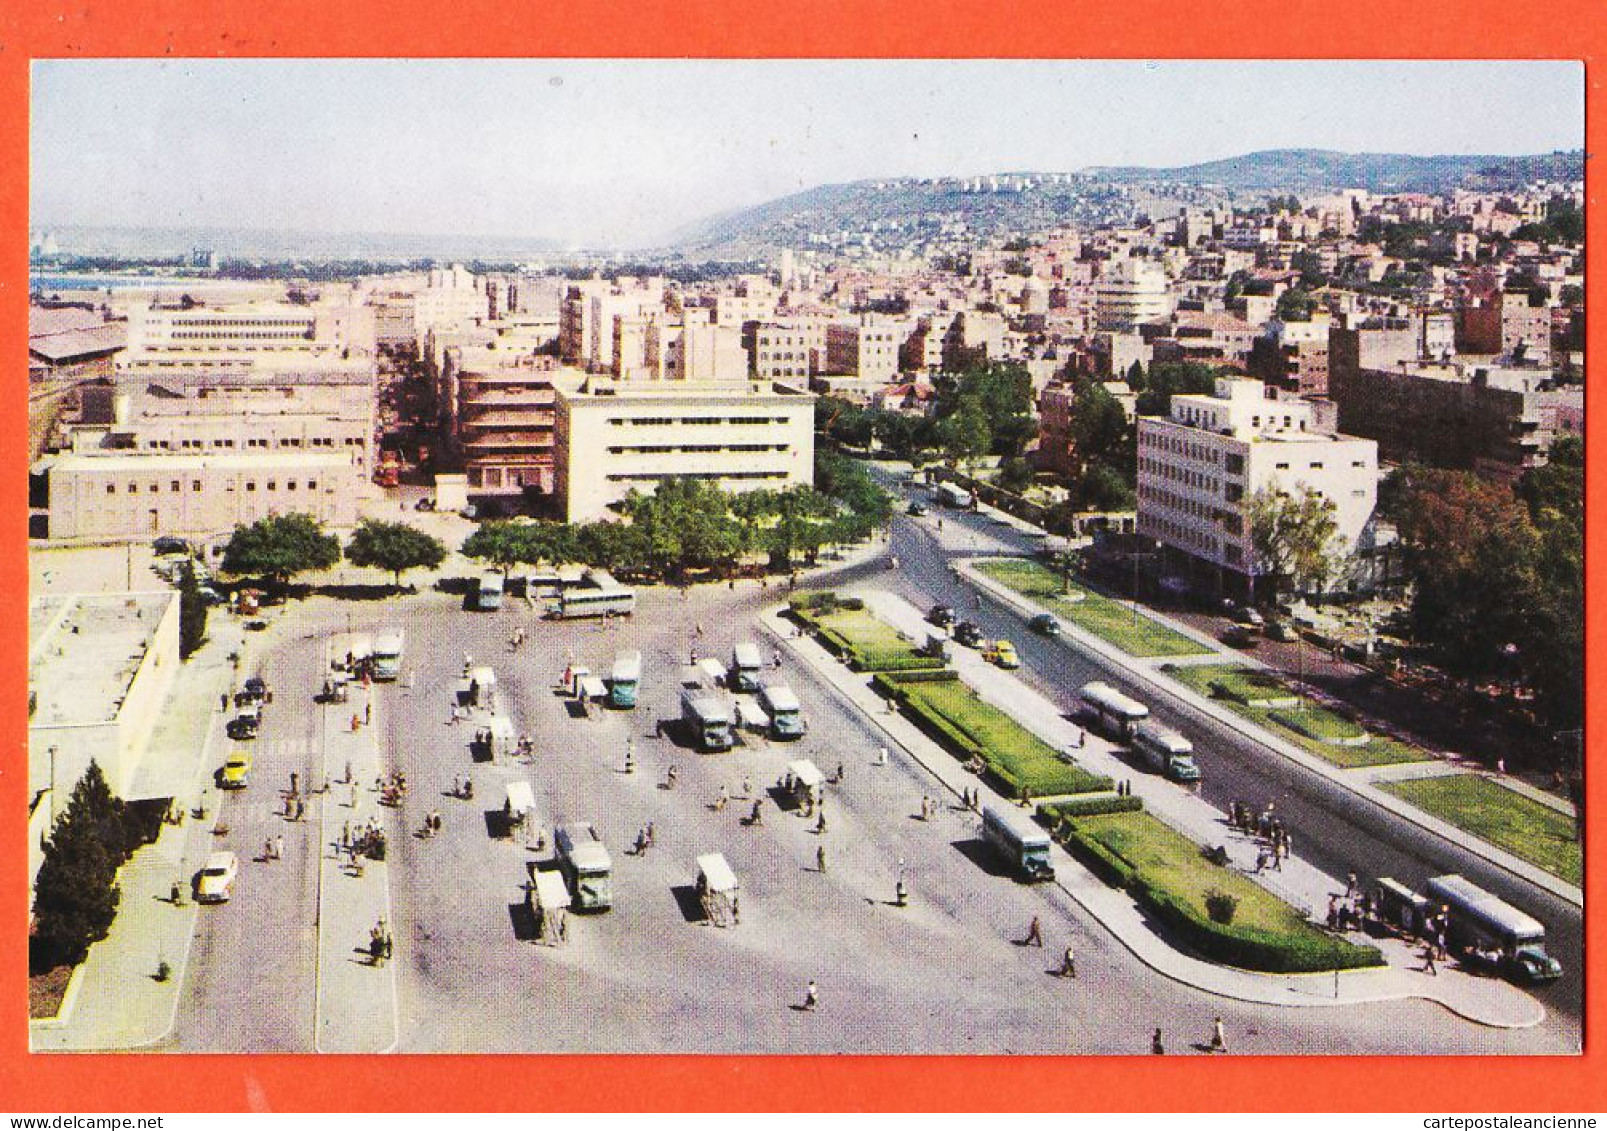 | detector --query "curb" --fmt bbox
[960,560,1583,908]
